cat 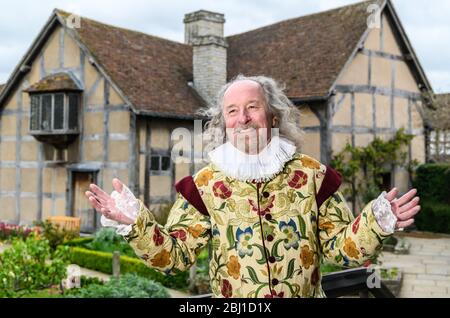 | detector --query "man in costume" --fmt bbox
[85,75,420,298]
